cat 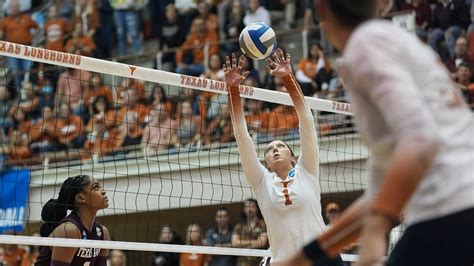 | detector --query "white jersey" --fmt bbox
[232,75,326,262]
[342,20,474,226]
